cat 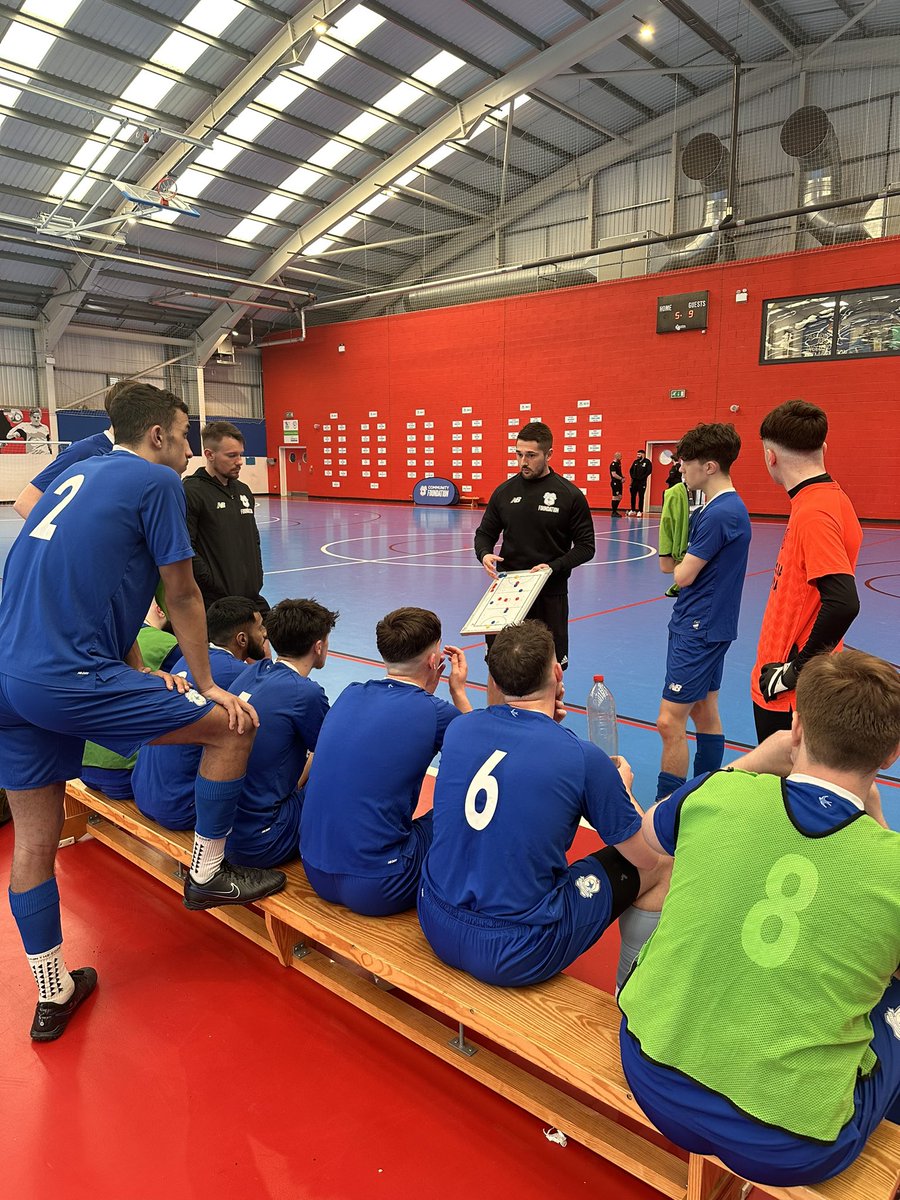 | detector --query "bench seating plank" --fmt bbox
[64,782,900,1200]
